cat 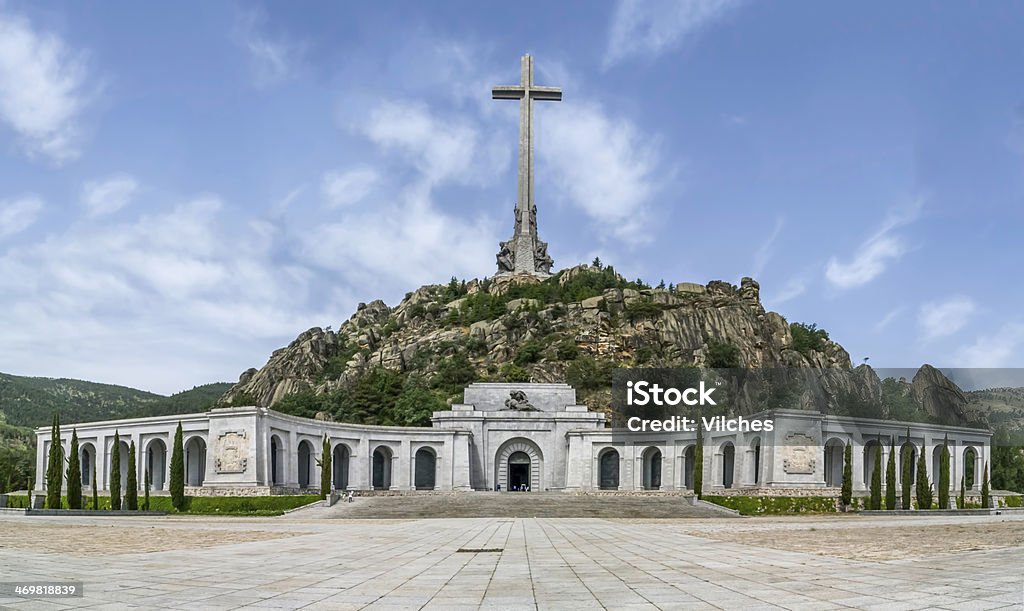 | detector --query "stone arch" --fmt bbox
[963,446,979,489]
[495,438,543,492]
[332,443,350,490]
[79,442,96,488]
[184,436,206,486]
[270,435,286,485]
[372,446,394,490]
[297,439,314,489]
[641,446,662,490]
[823,438,845,487]
[719,441,735,489]
[932,444,944,492]
[747,436,762,485]
[863,439,883,486]
[145,438,167,491]
[900,442,917,486]
[682,445,696,490]
[414,447,437,490]
[598,448,619,490]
